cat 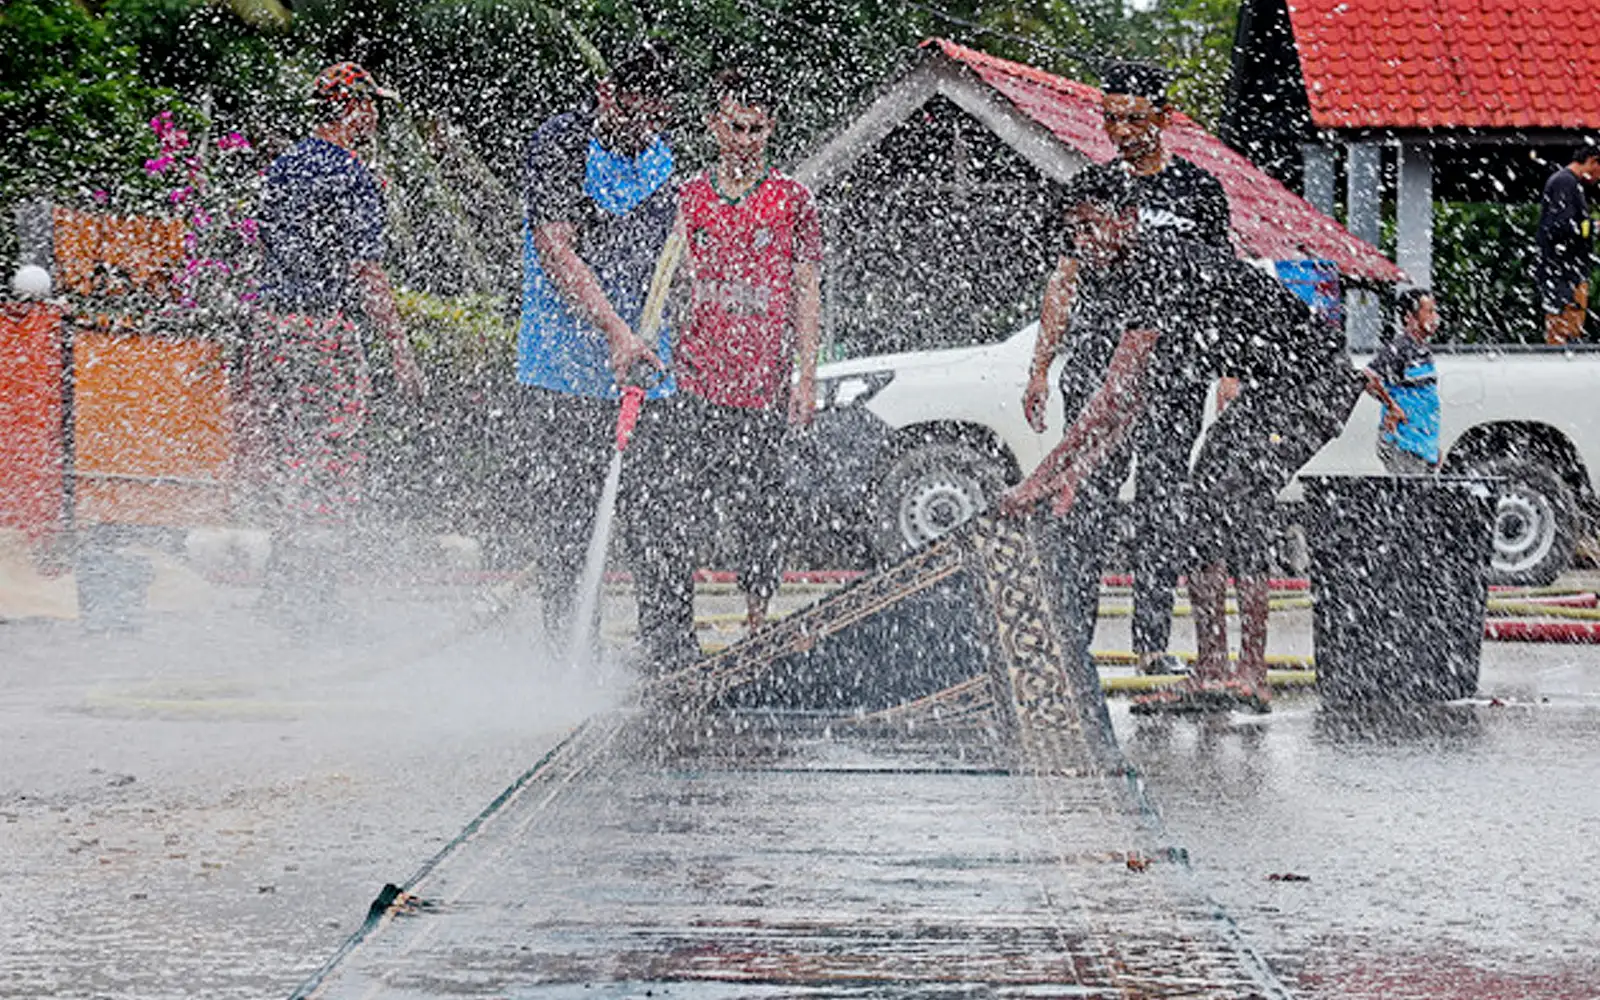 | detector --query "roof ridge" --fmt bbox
[924,37,1103,102]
